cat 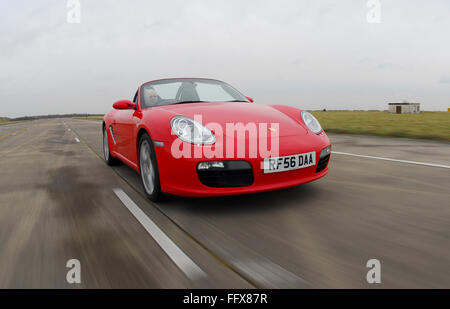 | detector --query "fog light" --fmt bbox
[198,161,225,170]
[320,146,331,159]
